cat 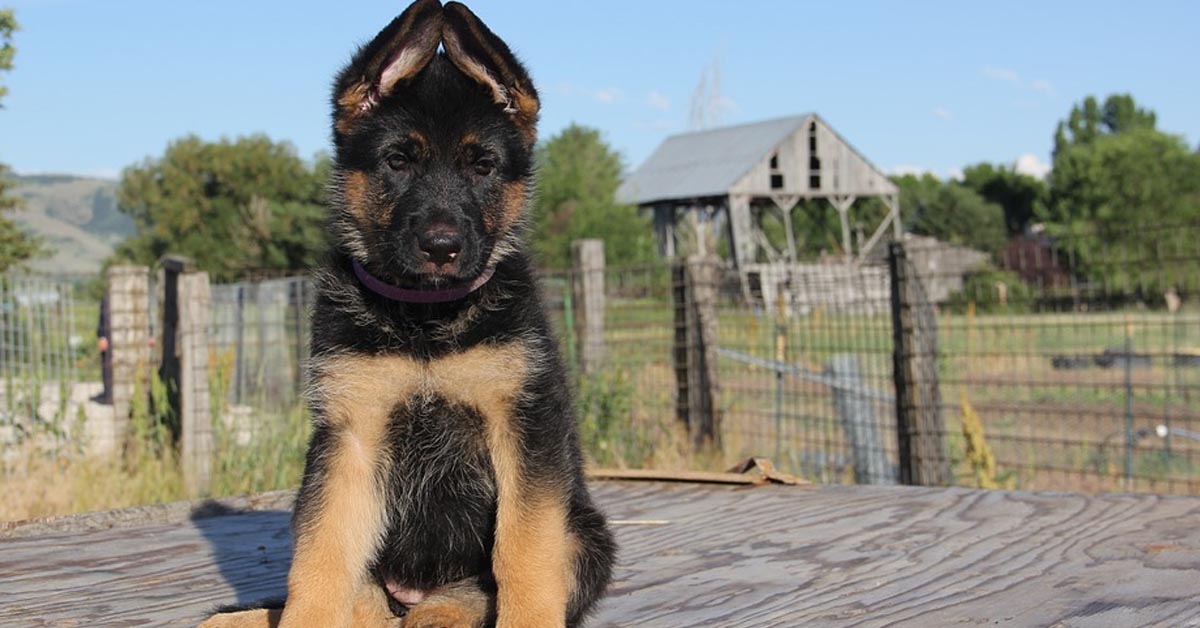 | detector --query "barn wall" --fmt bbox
[729,116,897,198]
[729,117,810,196]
